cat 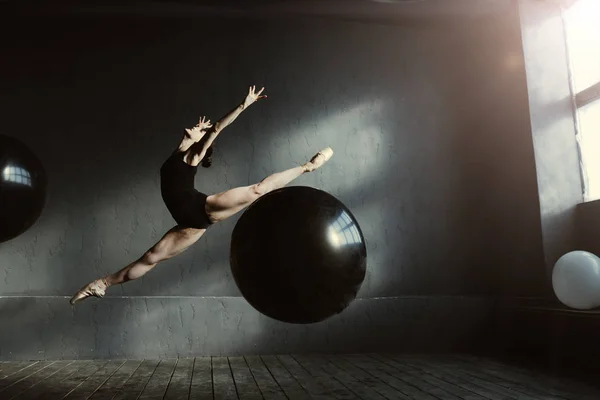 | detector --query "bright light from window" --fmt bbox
[564,0,600,202]
[564,0,600,92]
[326,211,362,248]
[2,165,32,186]
[579,100,600,201]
